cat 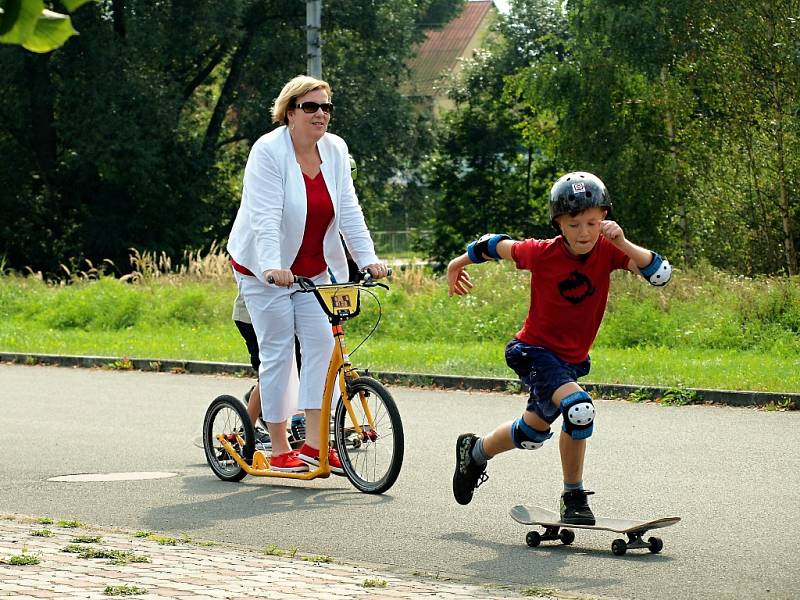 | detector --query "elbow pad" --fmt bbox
[640,252,672,286]
[467,234,511,263]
